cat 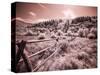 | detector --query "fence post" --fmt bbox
[16,40,26,66]
[22,51,33,72]
[16,40,33,72]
